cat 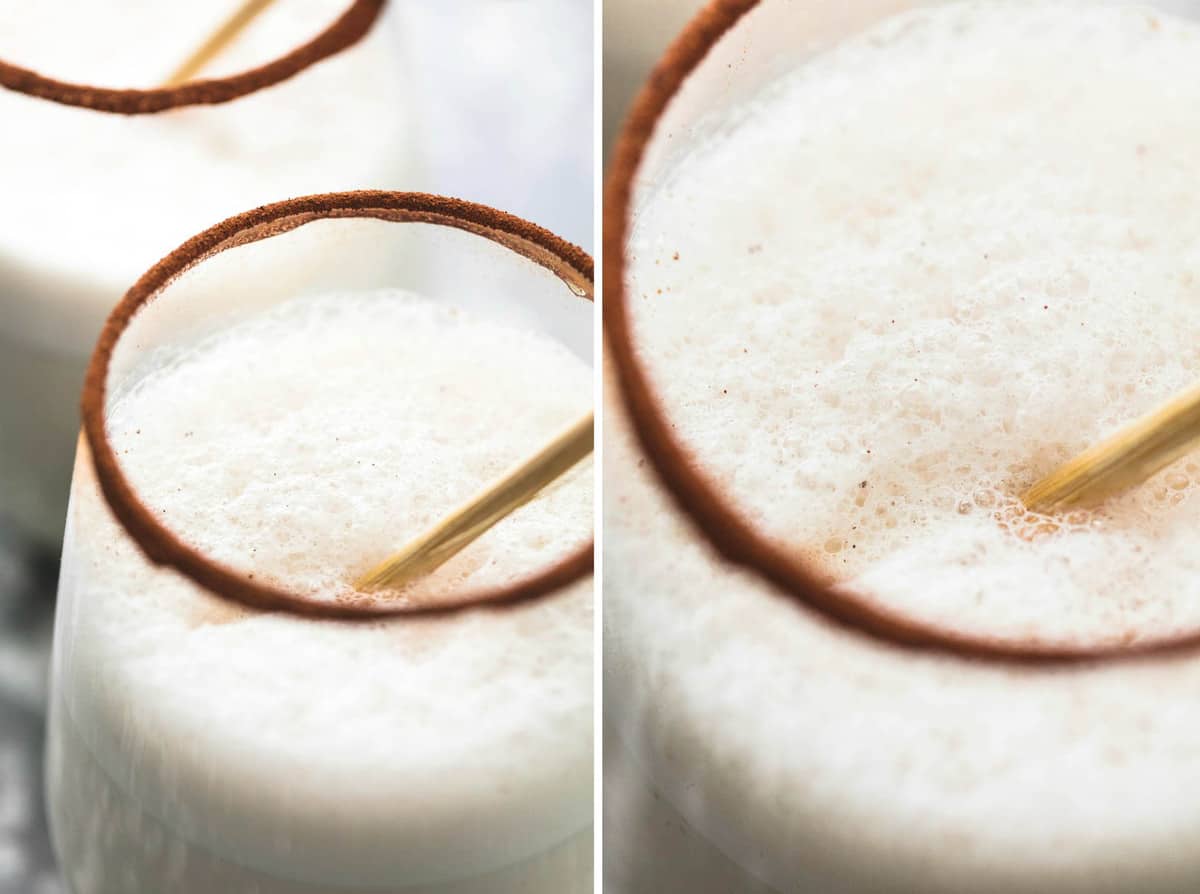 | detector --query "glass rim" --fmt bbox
[0,0,385,115]
[82,189,594,620]
[602,0,1200,666]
